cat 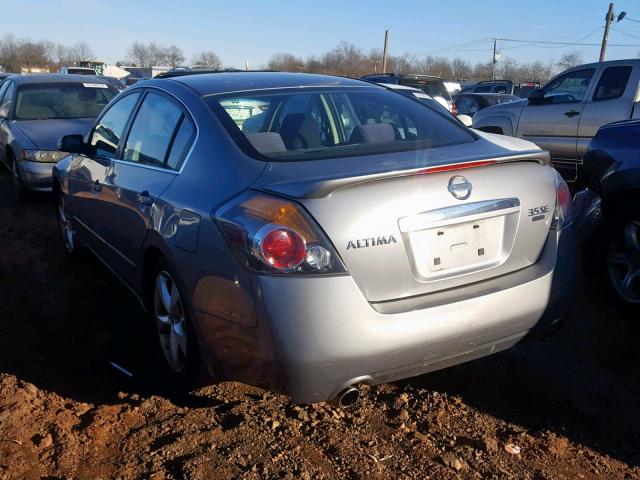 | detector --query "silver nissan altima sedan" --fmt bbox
[53,72,584,405]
